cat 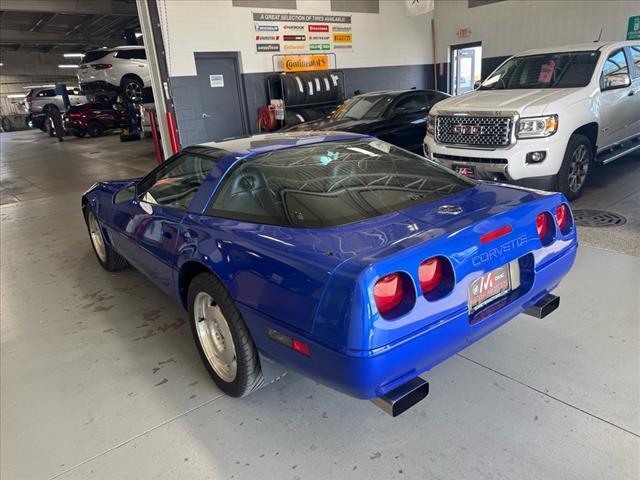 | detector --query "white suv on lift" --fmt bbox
[424,41,640,199]
[78,46,150,103]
